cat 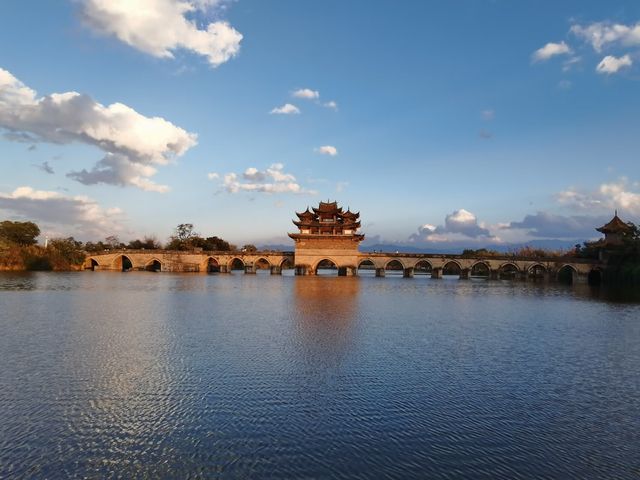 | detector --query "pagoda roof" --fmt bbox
[296,208,315,219]
[313,201,342,214]
[596,213,632,234]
